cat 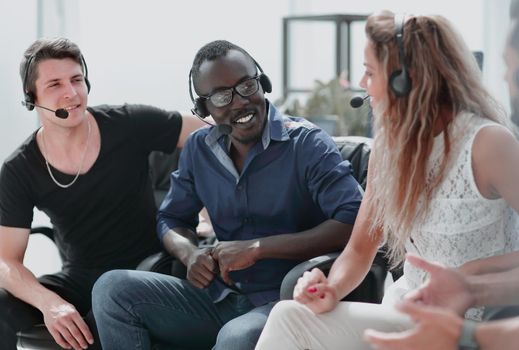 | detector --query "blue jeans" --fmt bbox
[92,270,275,350]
